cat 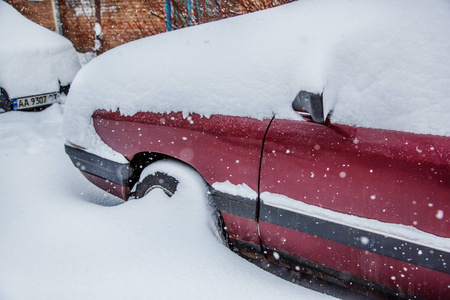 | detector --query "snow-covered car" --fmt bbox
[64,0,450,299]
[0,1,81,113]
